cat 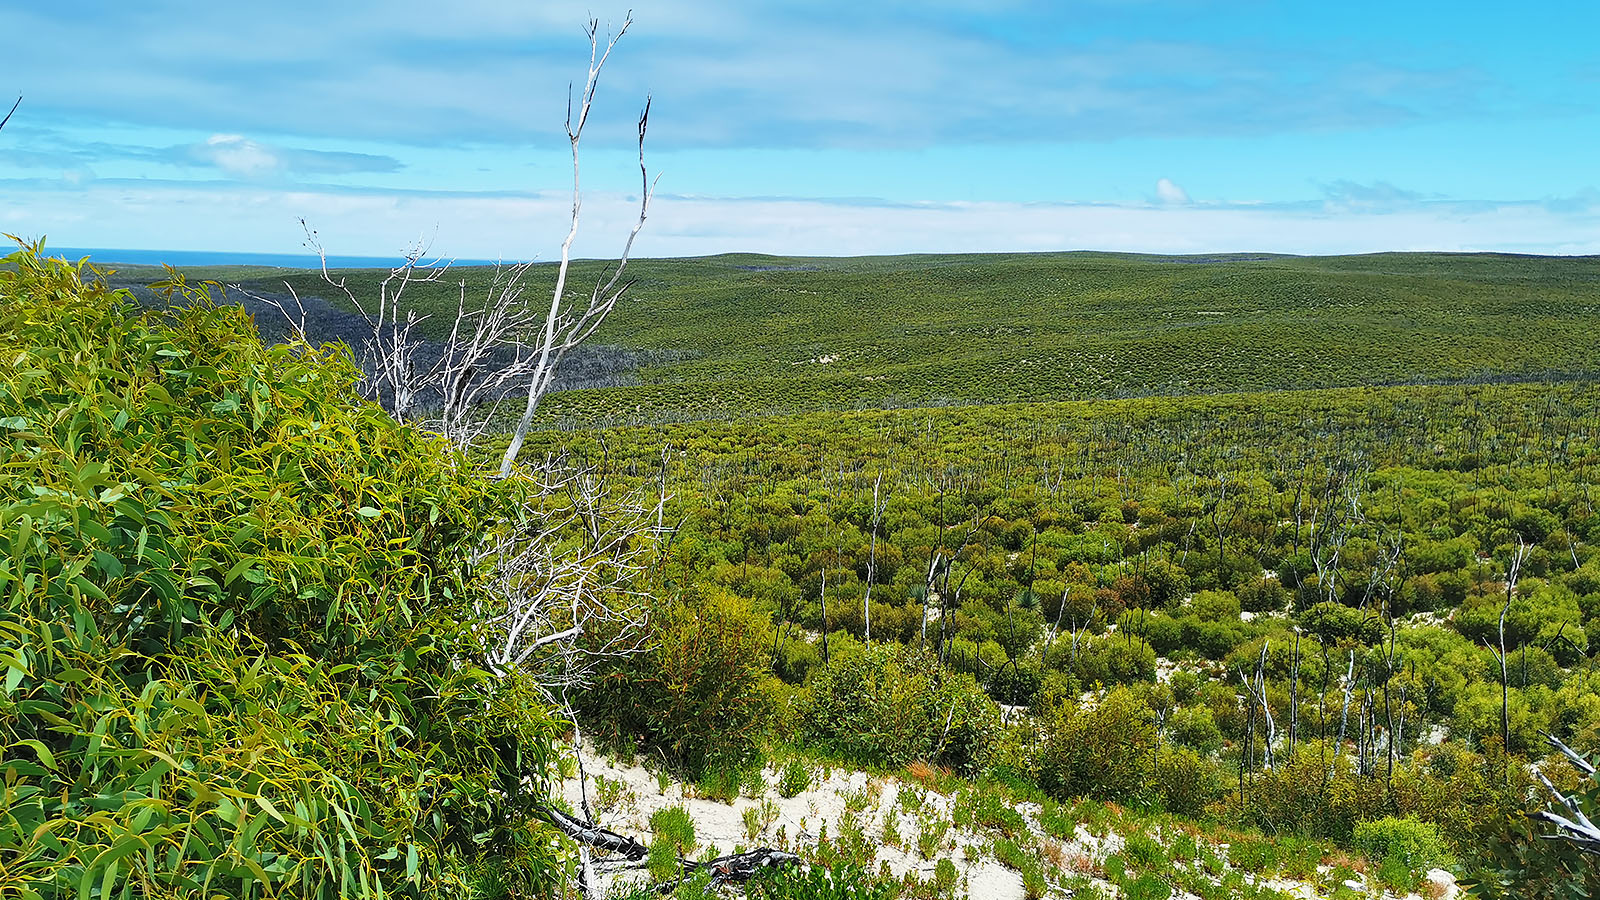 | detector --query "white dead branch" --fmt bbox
[255,14,657,473]
[476,451,668,689]
[1534,734,1600,855]
[499,14,660,478]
